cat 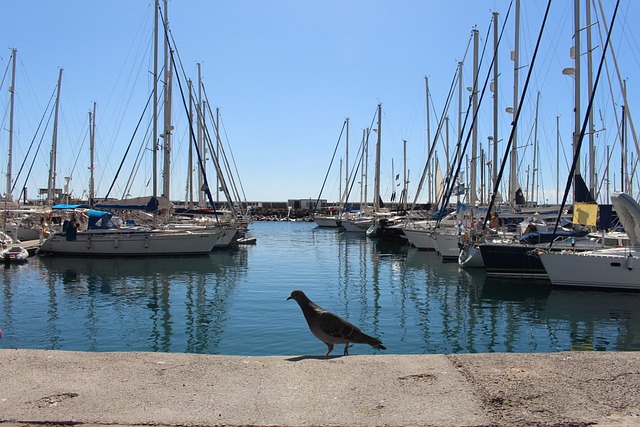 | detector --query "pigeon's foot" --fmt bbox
[324,343,334,357]
[343,343,352,356]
